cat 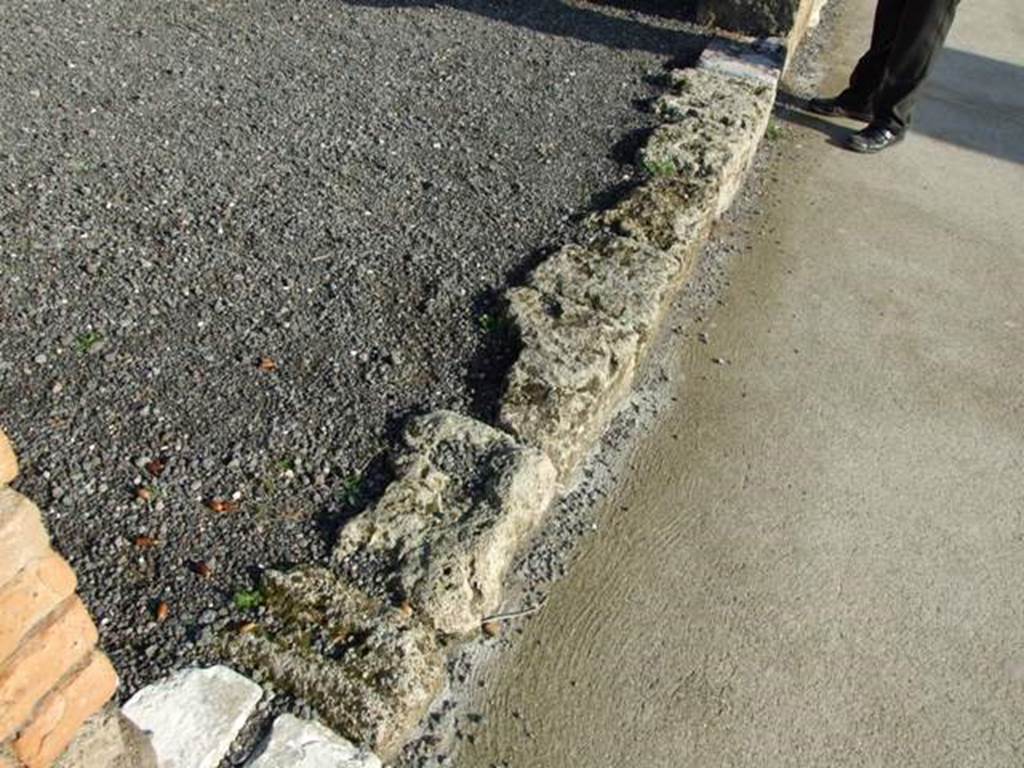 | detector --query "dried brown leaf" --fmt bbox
[145,458,167,477]
[205,499,239,513]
